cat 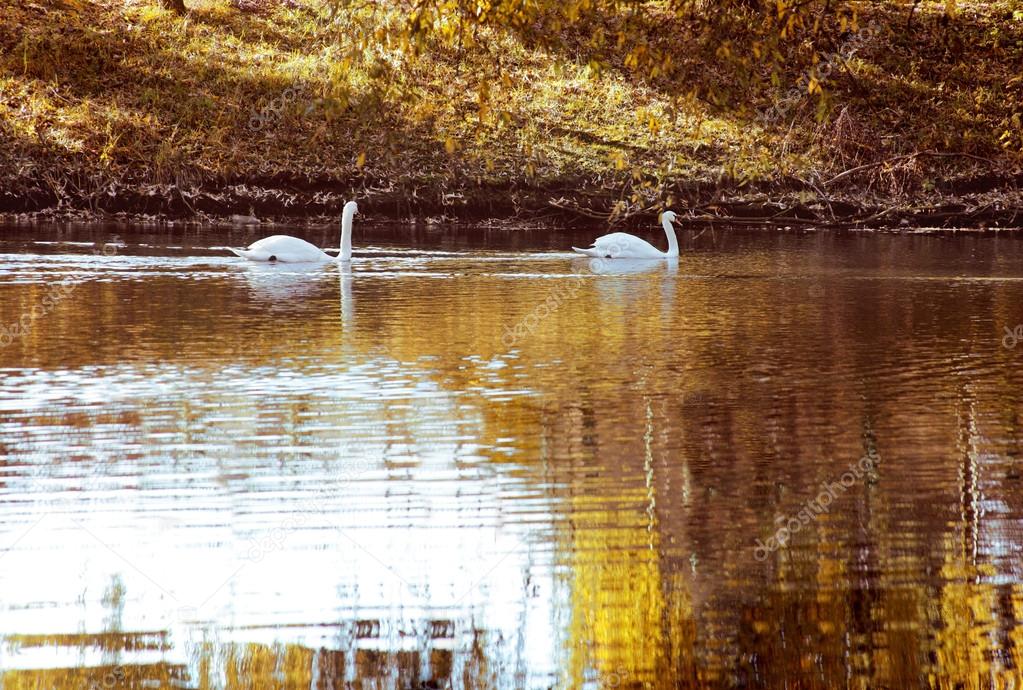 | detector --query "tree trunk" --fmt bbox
[161,0,186,12]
